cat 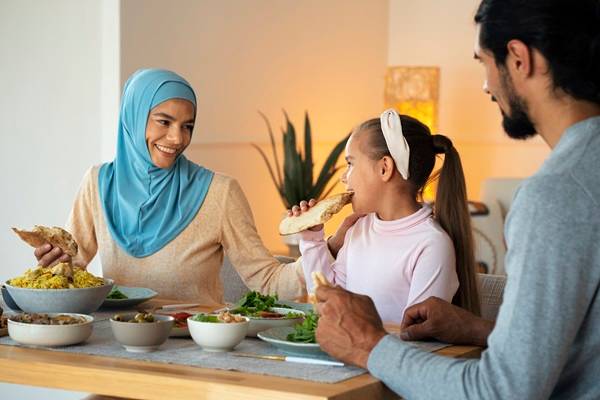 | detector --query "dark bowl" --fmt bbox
[1,285,21,311]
